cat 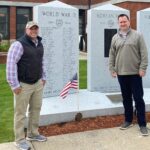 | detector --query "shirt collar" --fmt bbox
[118,28,131,37]
[32,38,38,46]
